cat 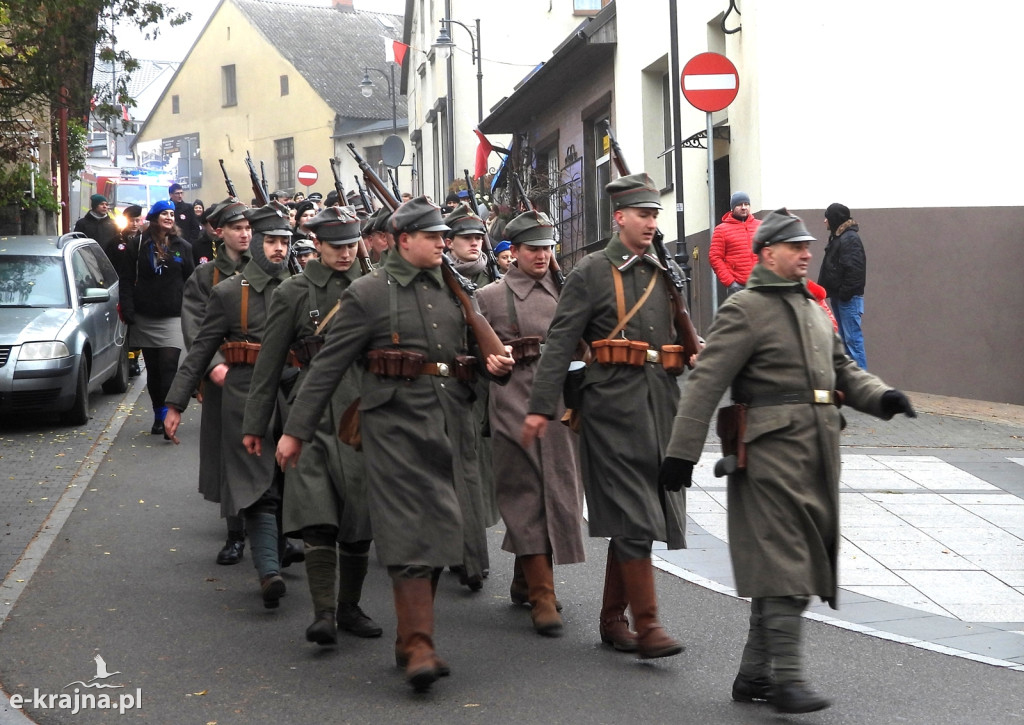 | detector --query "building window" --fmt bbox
[280,75,289,96]
[574,0,608,13]
[275,137,294,191]
[171,95,180,114]
[592,113,612,241]
[222,65,237,107]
